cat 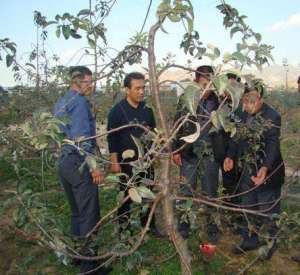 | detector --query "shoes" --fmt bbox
[291,255,300,262]
[206,224,219,244]
[232,240,260,255]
